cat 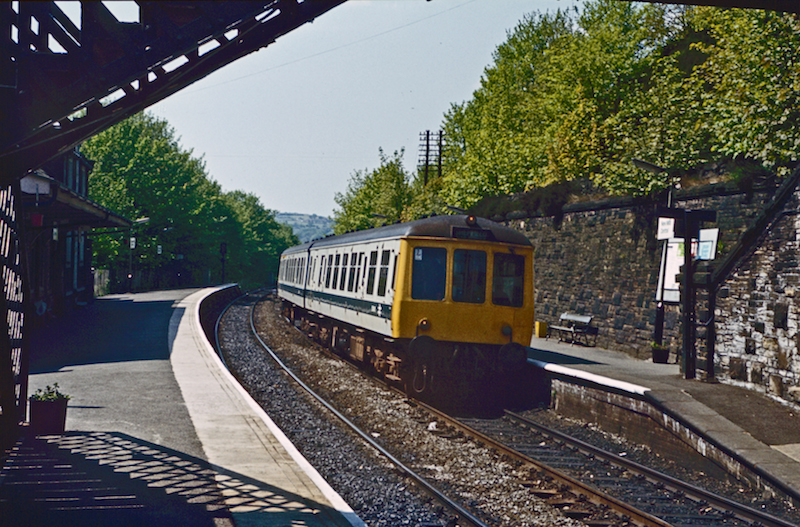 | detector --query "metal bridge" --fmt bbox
[0,0,797,449]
